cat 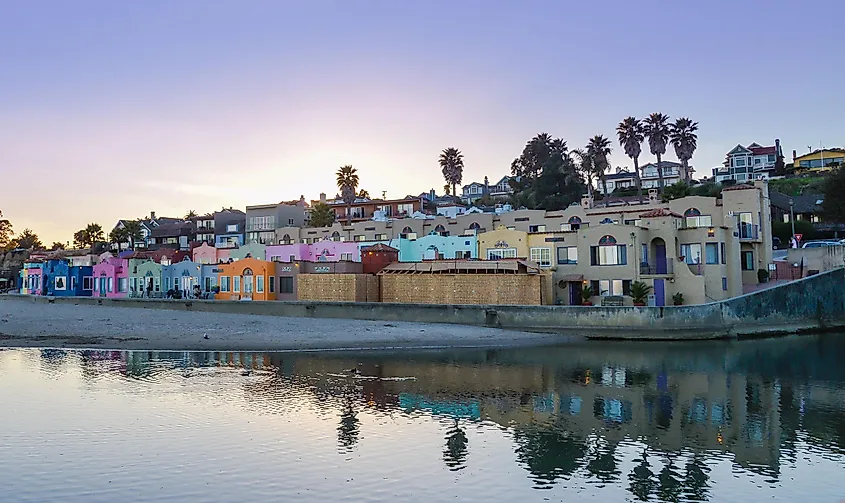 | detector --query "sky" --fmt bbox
[1,0,843,245]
